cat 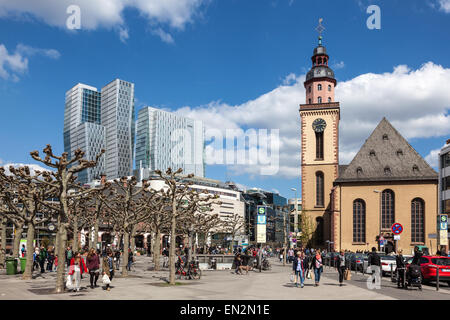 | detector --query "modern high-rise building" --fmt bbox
[101,79,135,180]
[63,79,135,184]
[135,106,204,178]
[63,83,105,184]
